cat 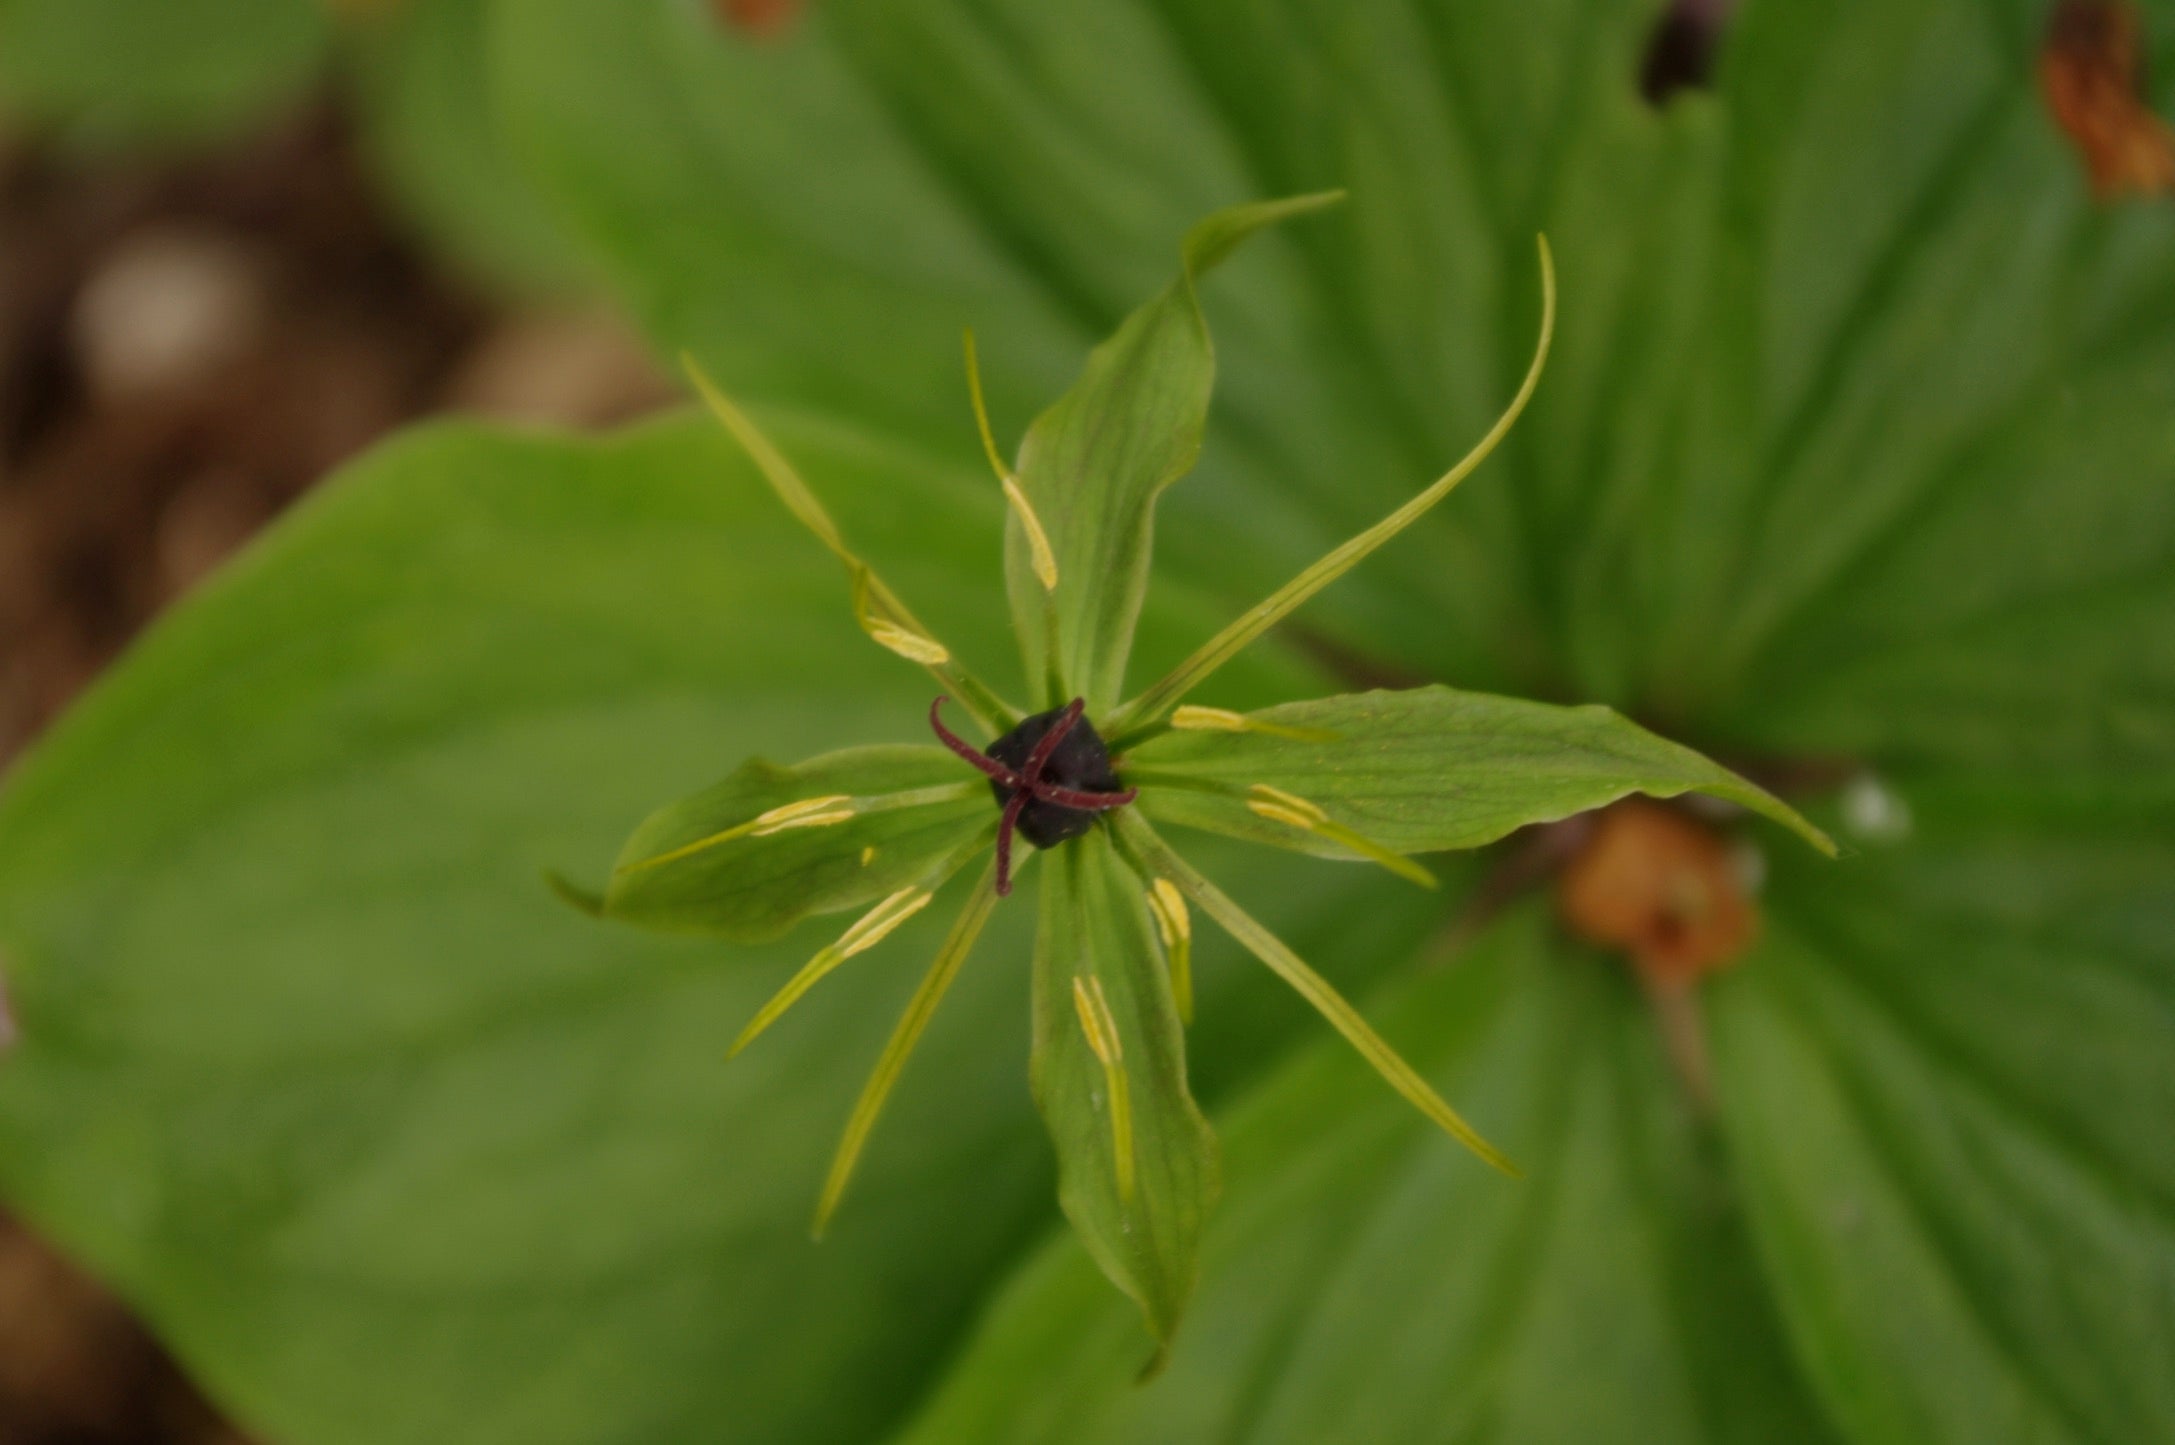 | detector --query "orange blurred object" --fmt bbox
[1558,799,1757,988]
[716,0,805,39]
[2040,0,2175,199]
